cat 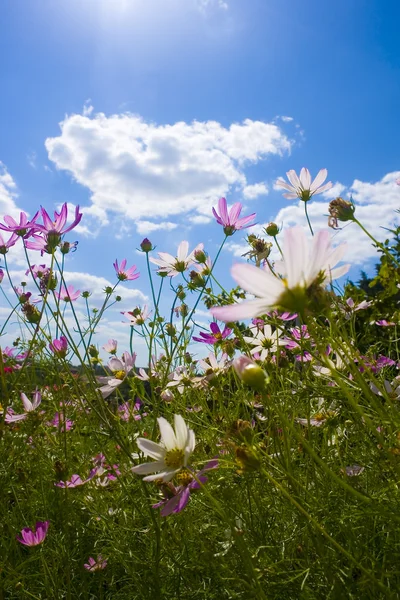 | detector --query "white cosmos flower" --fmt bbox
[131,414,196,482]
[211,226,350,322]
[150,241,204,277]
[243,324,282,361]
[276,168,332,201]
